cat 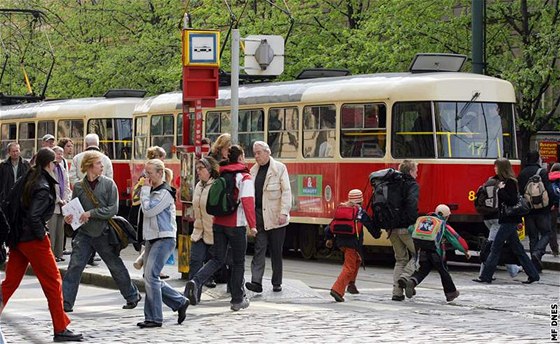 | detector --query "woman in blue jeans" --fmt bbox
[475,158,540,284]
[137,159,189,328]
